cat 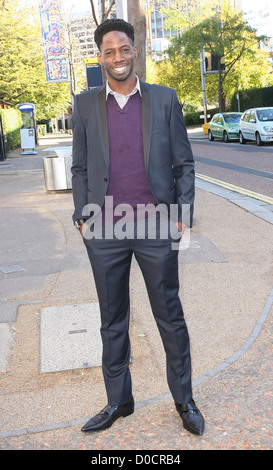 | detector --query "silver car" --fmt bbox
[239,107,273,146]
